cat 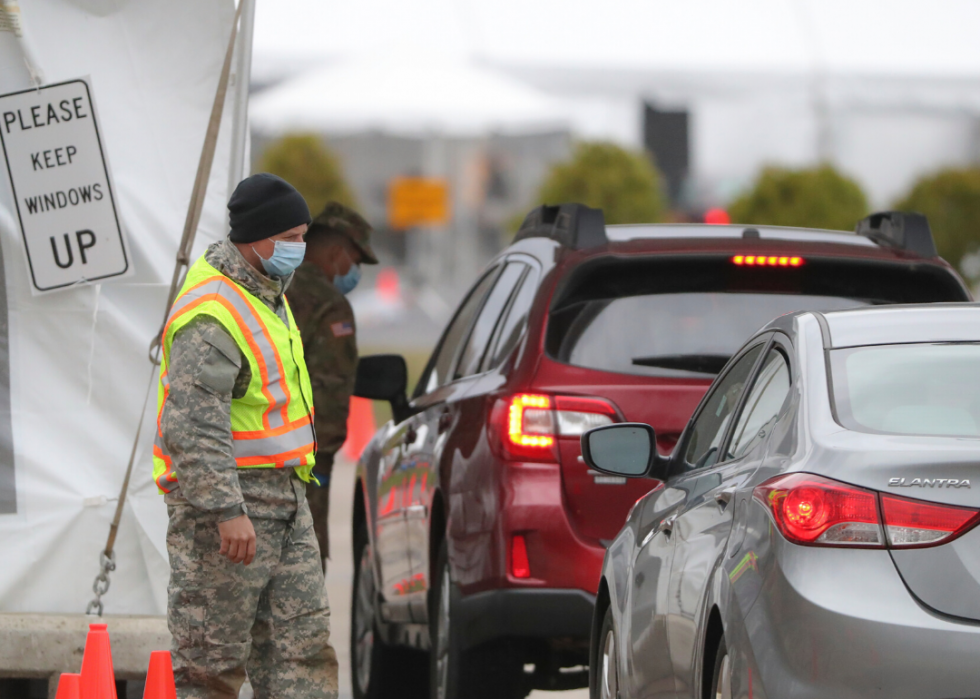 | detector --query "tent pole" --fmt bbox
[1,1,45,86]
[227,0,256,206]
